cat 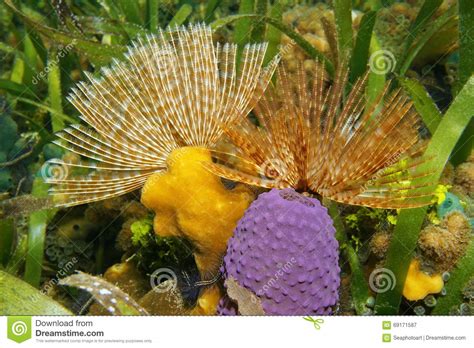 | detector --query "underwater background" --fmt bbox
[0,0,473,316]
